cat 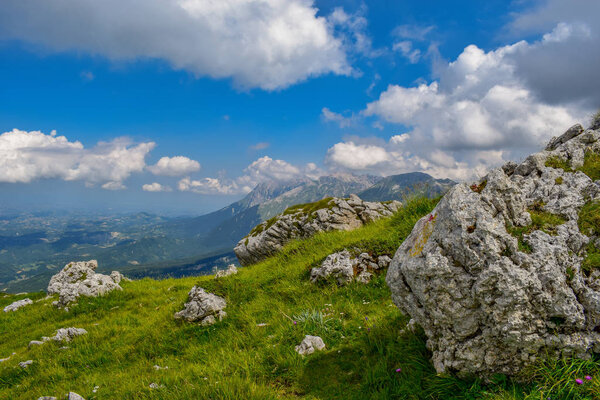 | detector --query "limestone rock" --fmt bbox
[67,393,85,400]
[310,250,389,285]
[235,195,401,265]
[37,397,57,400]
[19,360,33,368]
[47,260,123,307]
[3,298,33,312]
[387,124,600,378]
[29,327,87,348]
[295,335,326,356]
[310,250,354,285]
[174,286,227,325]
[215,264,238,279]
